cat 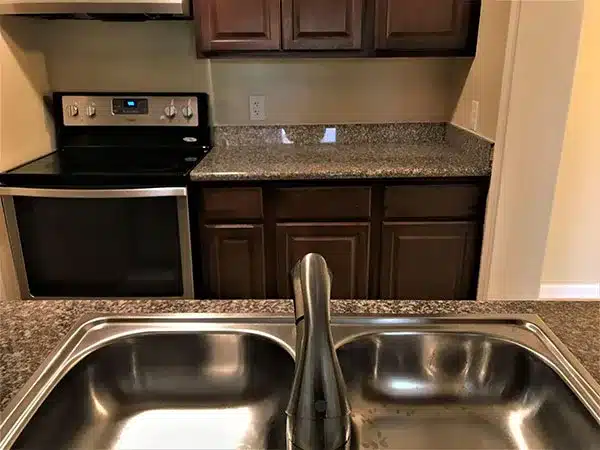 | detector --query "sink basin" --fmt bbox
[1,315,599,450]
[6,322,296,450]
[337,332,600,449]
